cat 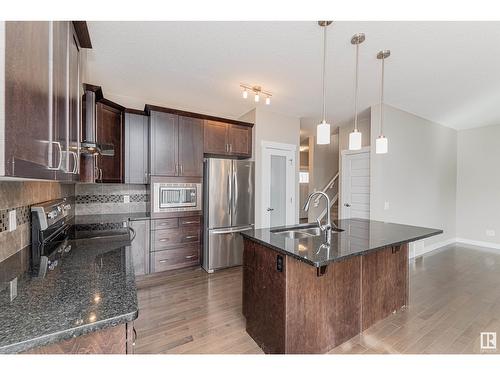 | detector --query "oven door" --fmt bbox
[159,187,197,209]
